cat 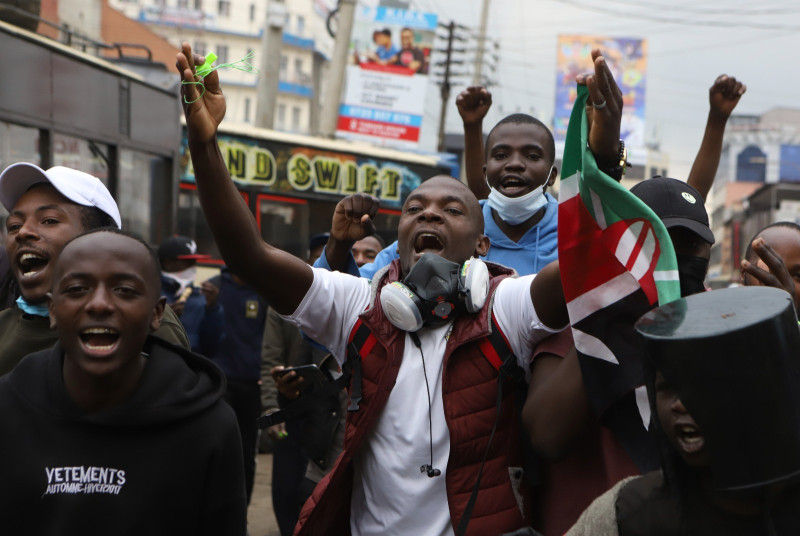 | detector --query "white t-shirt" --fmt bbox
[286,268,559,536]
